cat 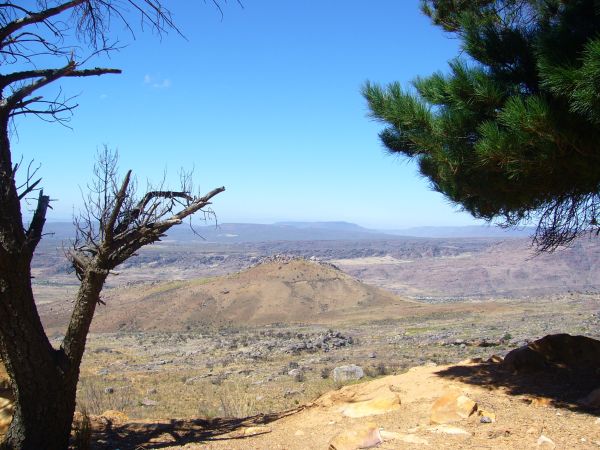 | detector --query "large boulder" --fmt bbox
[503,334,600,373]
[317,380,401,418]
[332,365,364,384]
